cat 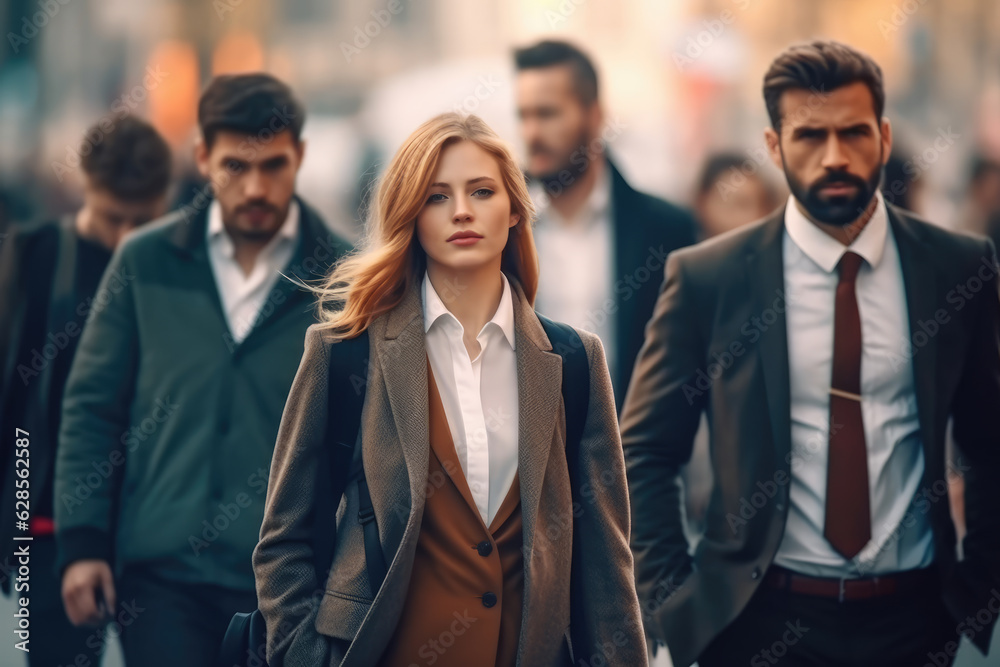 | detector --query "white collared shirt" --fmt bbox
[422,271,519,526]
[774,191,934,577]
[206,199,300,344]
[531,166,617,383]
